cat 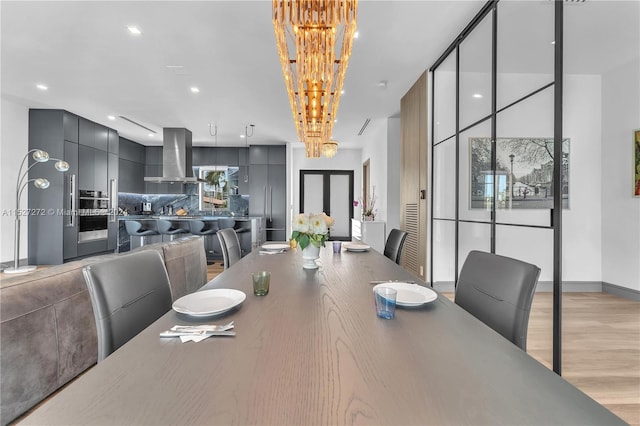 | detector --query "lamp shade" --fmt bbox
[33,178,50,189]
[32,150,49,162]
